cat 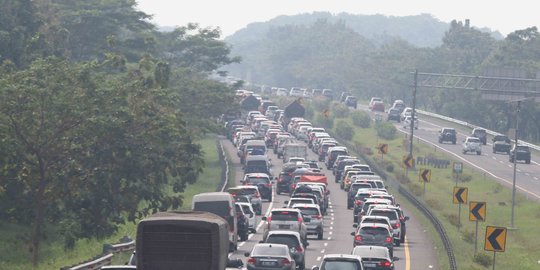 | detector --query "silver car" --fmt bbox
[264,230,307,270]
[263,208,308,245]
[292,203,324,240]
[244,243,296,270]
